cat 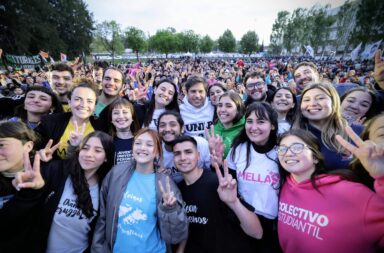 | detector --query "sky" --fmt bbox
[85,0,347,45]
